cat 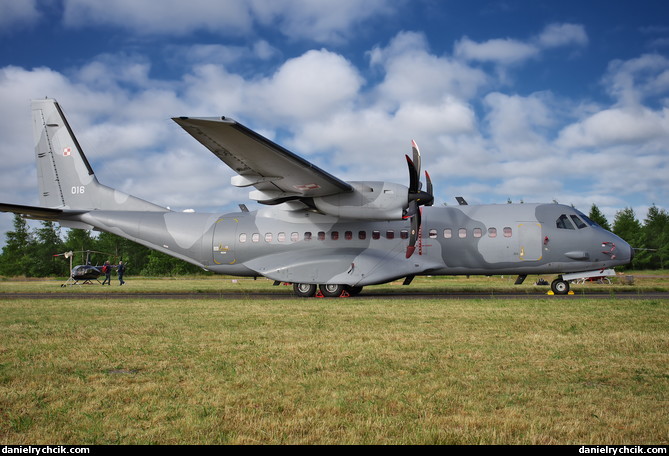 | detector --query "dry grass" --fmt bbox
[0,280,667,444]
